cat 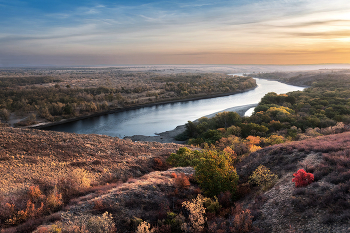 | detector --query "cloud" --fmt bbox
[287,30,350,38]
[270,20,350,28]
[2,0,350,65]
